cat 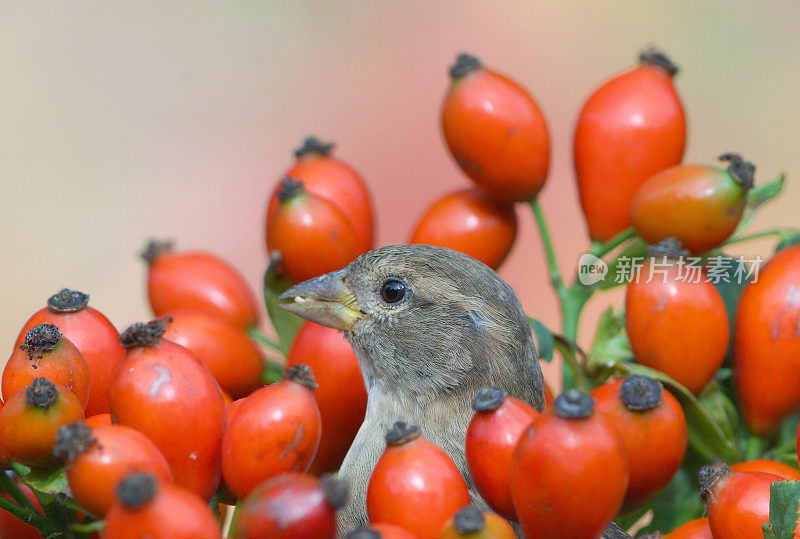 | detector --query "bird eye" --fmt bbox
[380,279,406,304]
